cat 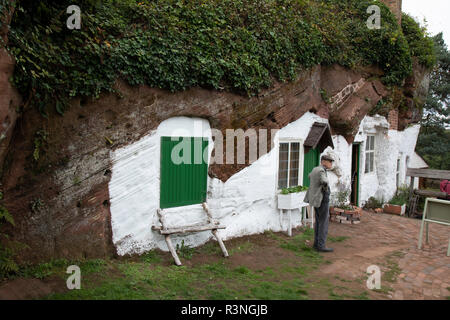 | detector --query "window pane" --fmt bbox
[370,152,374,172]
[365,153,369,173]
[278,143,289,189]
[289,143,300,187]
[370,136,375,150]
